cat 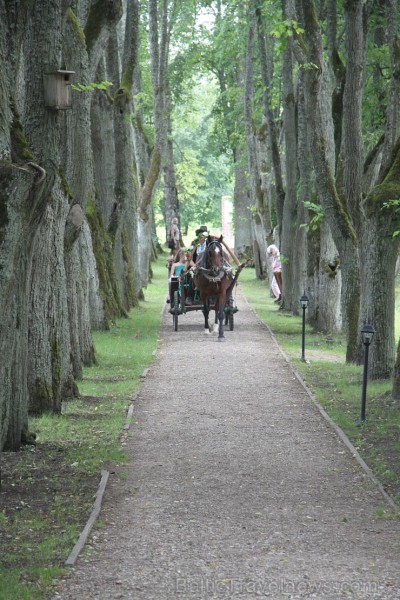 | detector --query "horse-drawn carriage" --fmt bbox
[168,235,245,340]
[169,271,237,333]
